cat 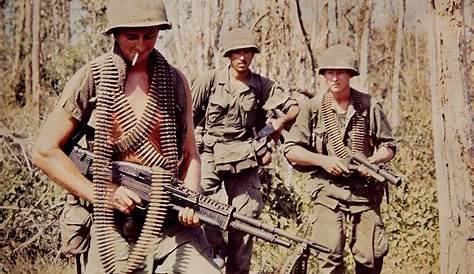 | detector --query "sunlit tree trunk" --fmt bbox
[32,0,40,118]
[357,0,372,90]
[327,0,338,45]
[231,0,242,28]
[11,0,25,104]
[390,0,404,131]
[0,0,5,45]
[293,0,317,86]
[24,0,32,102]
[428,0,473,273]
